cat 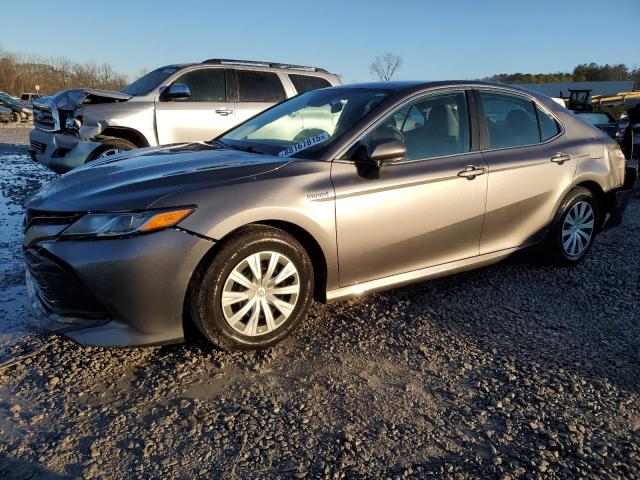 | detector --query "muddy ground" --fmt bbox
[0,127,639,479]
